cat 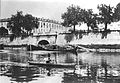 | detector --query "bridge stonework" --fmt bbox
[32,34,57,45]
[0,34,67,45]
[2,32,120,46]
[27,34,67,45]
